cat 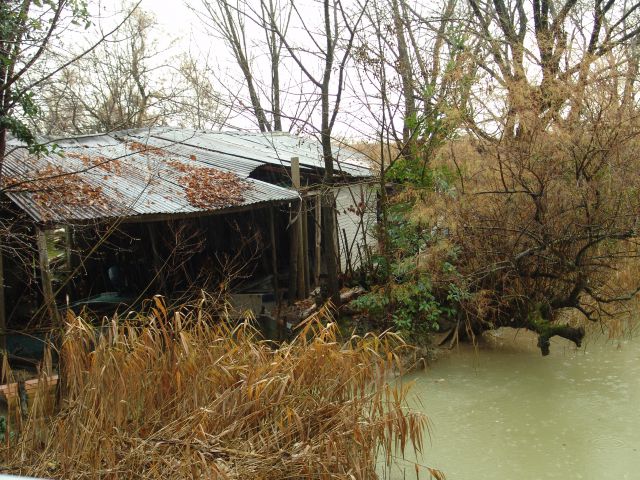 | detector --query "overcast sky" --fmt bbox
[79,0,399,140]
